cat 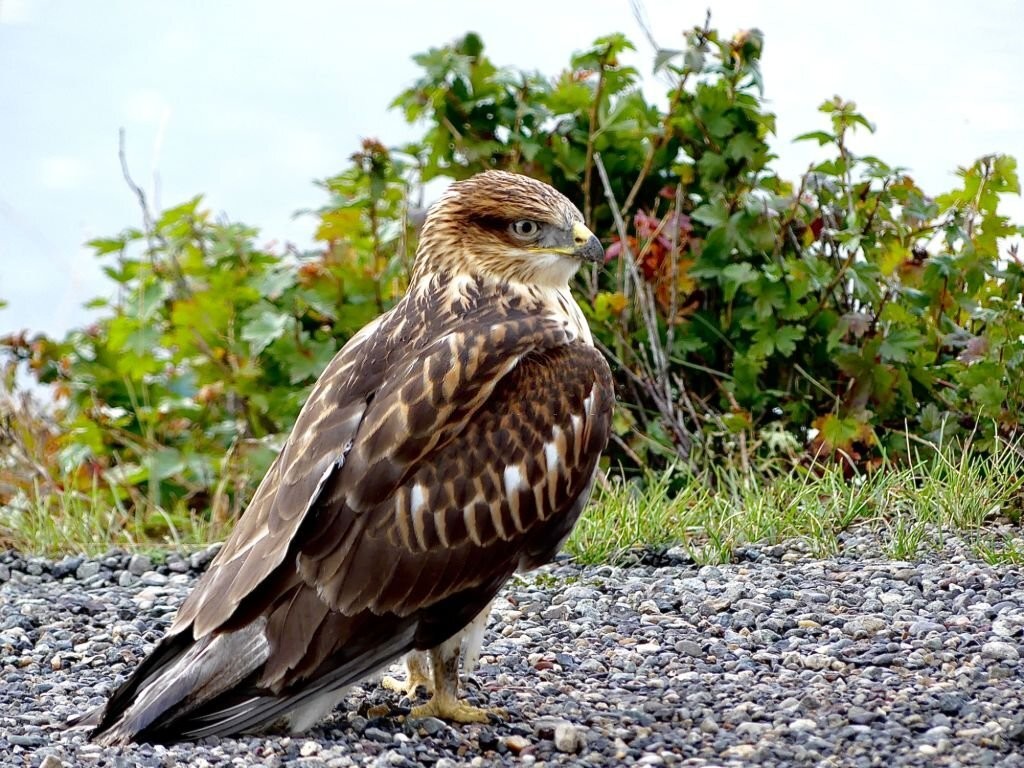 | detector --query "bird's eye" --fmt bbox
[510,220,540,239]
